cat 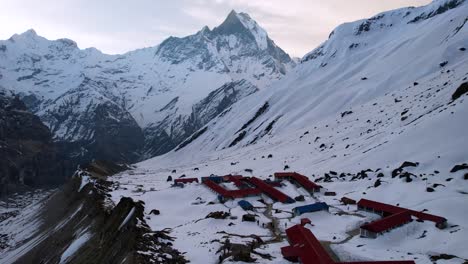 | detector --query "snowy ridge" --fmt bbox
[236,12,269,50]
